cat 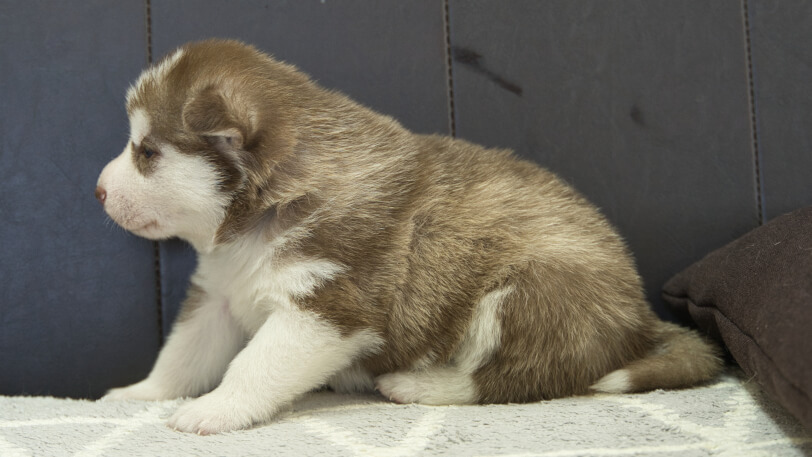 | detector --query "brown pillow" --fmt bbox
[662,207,812,432]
